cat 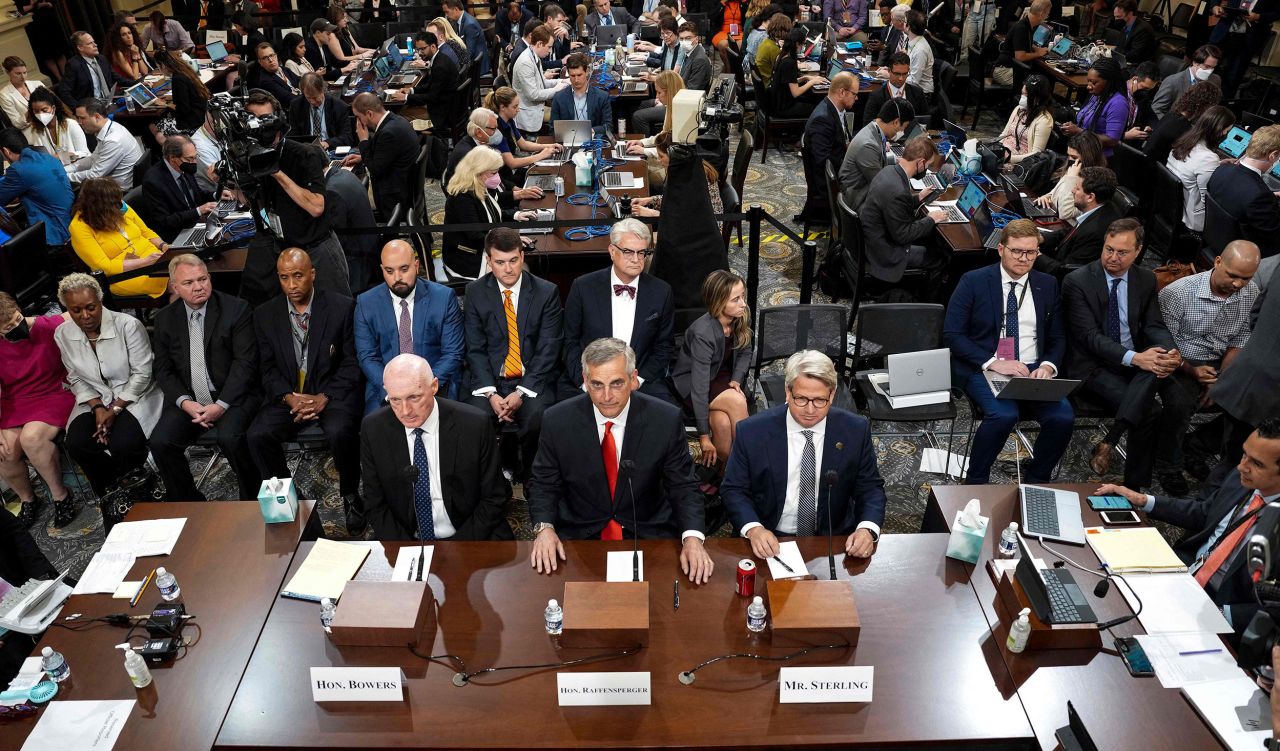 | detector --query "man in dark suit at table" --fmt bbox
[800,71,857,224]
[392,32,461,128]
[1062,218,1183,491]
[1111,0,1156,64]
[722,350,887,560]
[288,73,355,150]
[528,337,713,582]
[585,0,639,37]
[361,354,512,541]
[150,254,262,502]
[464,228,564,481]
[139,135,216,243]
[562,218,676,404]
[252,41,301,108]
[550,53,613,138]
[1205,125,1280,259]
[343,93,418,222]
[1034,166,1122,278]
[839,99,912,209]
[1096,419,1280,635]
[57,32,117,105]
[248,250,365,534]
[859,135,949,301]
[354,240,465,412]
[943,219,1075,485]
[861,53,929,139]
